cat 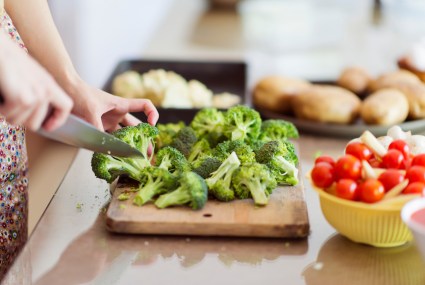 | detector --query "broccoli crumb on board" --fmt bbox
[119,204,127,210]
[117,193,131,201]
